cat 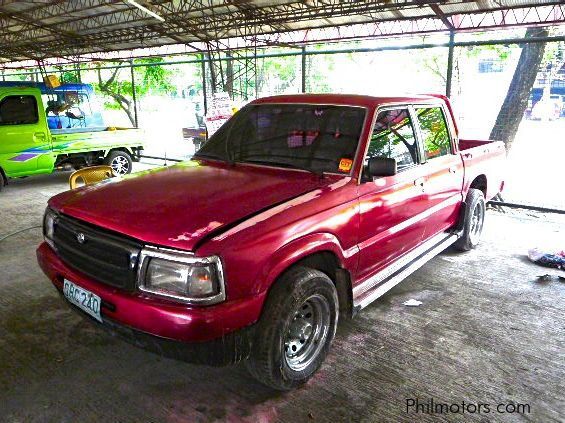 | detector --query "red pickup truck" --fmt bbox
[37,94,505,390]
